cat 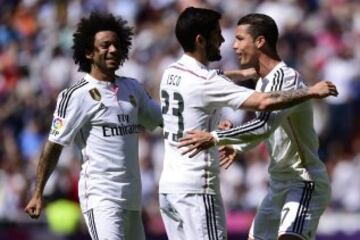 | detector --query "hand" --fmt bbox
[218,120,233,130]
[24,195,43,219]
[310,81,338,98]
[219,146,237,169]
[178,130,215,157]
